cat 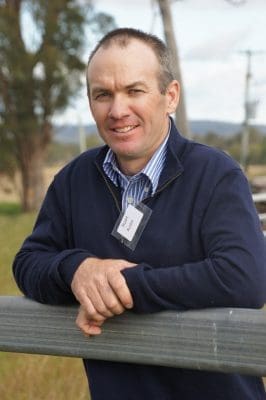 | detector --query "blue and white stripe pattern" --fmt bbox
[103,131,169,211]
